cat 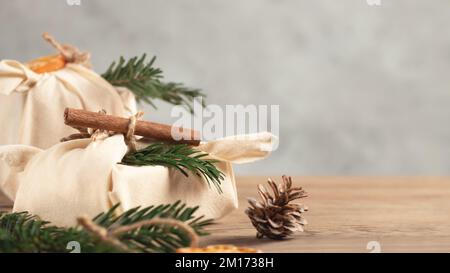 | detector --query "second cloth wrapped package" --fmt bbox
[0,131,275,226]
